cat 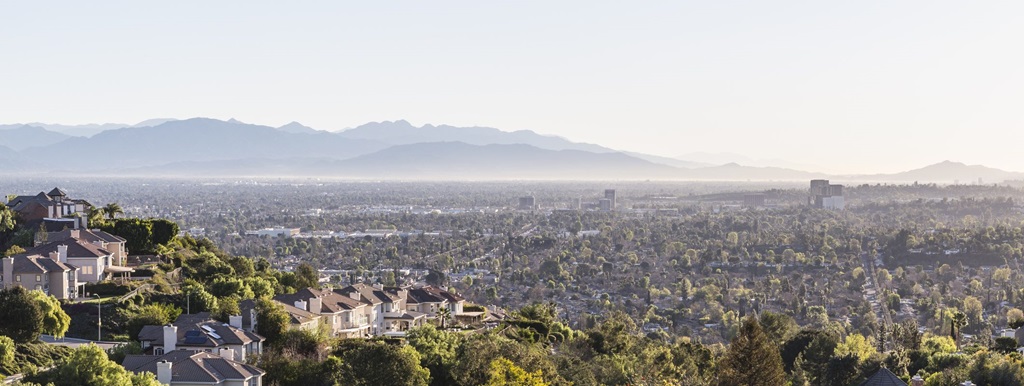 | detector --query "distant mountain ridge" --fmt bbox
[0,124,74,150]
[1,117,1021,182]
[336,120,616,153]
[856,161,1024,183]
